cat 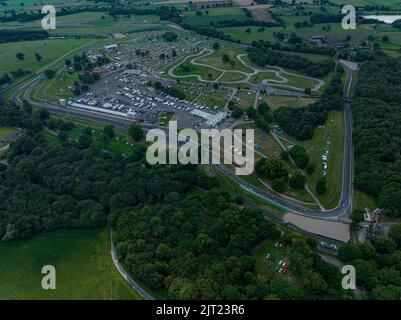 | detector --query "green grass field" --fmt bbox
[292,110,345,209]
[195,88,229,108]
[197,47,252,73]
[0,39,89,76]
[0,228,141,300]
[182,7,248,26]
[262,96,318,111]
[280,0,401,7]
[219,22,373,45]
[174,61,223,80]
[0,127,14,140]
[0,11,160,37]
[0,0,72,12]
